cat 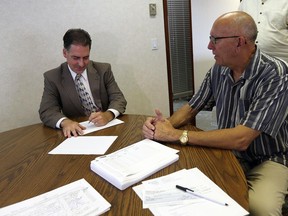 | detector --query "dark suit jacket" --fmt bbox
[39,61,127,128]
